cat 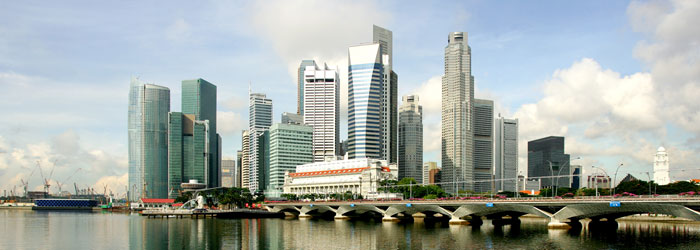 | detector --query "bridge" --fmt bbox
[265,197,700,229]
